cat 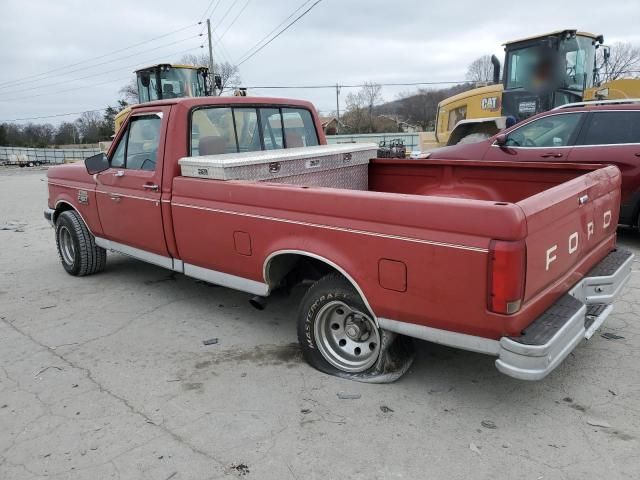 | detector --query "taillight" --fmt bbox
[488,240,526,314]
